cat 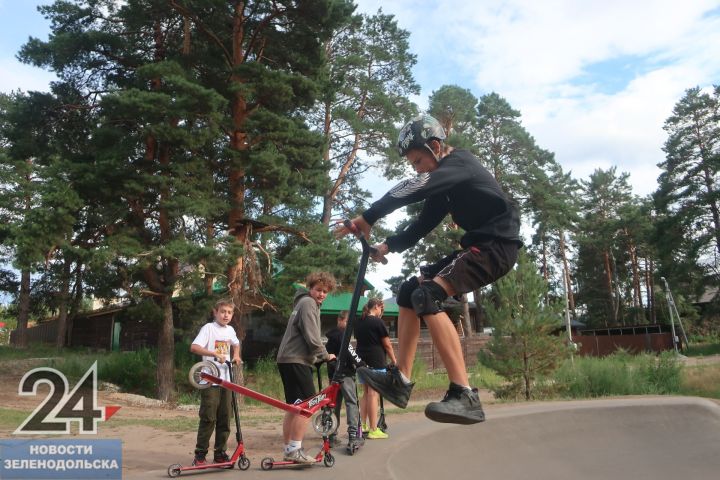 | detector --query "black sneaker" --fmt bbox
[346,434,364,455]
[213,451,231,465]
[424,383,486,425]
[192,454,206,466]
[357,365,414,409]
